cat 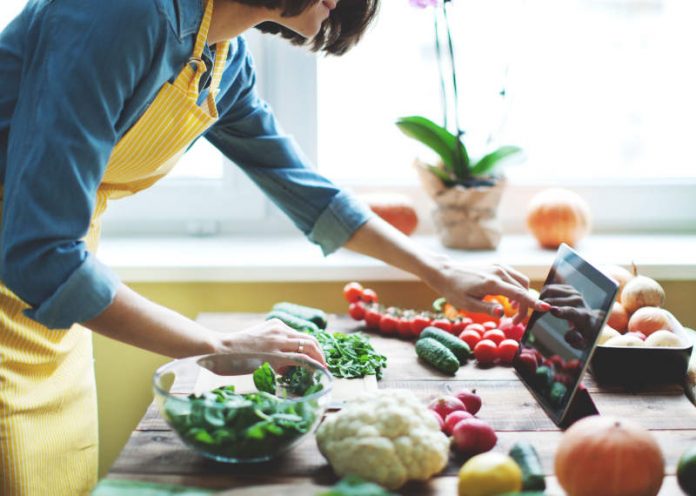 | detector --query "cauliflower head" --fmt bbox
[315,389,450,490]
